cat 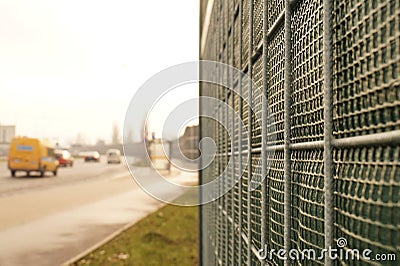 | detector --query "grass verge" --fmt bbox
[73,200,198,266]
